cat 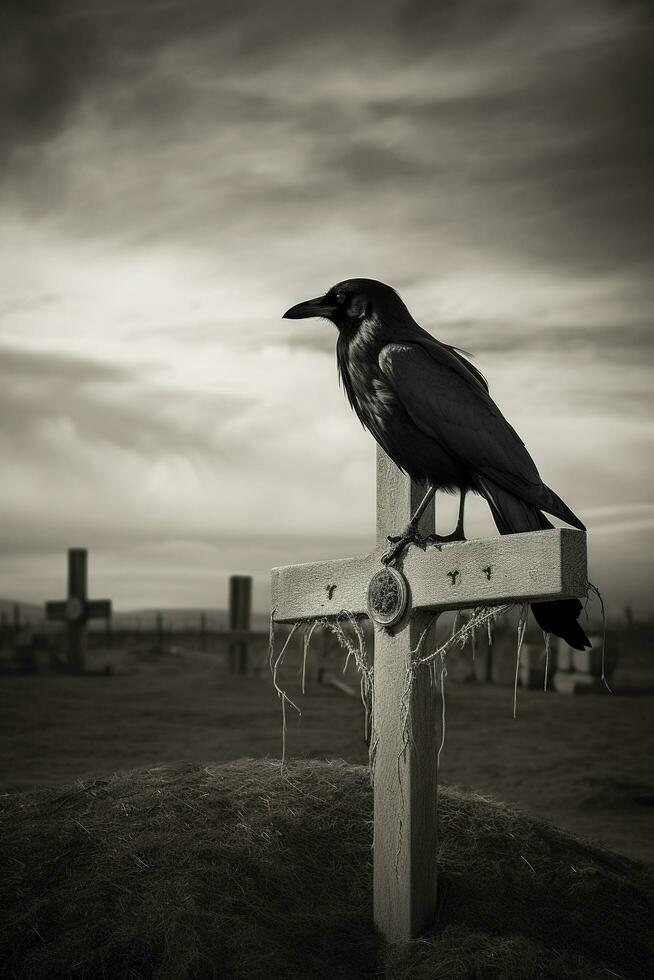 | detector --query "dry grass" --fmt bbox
[1,758,652,980]
[2,653,653,863]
